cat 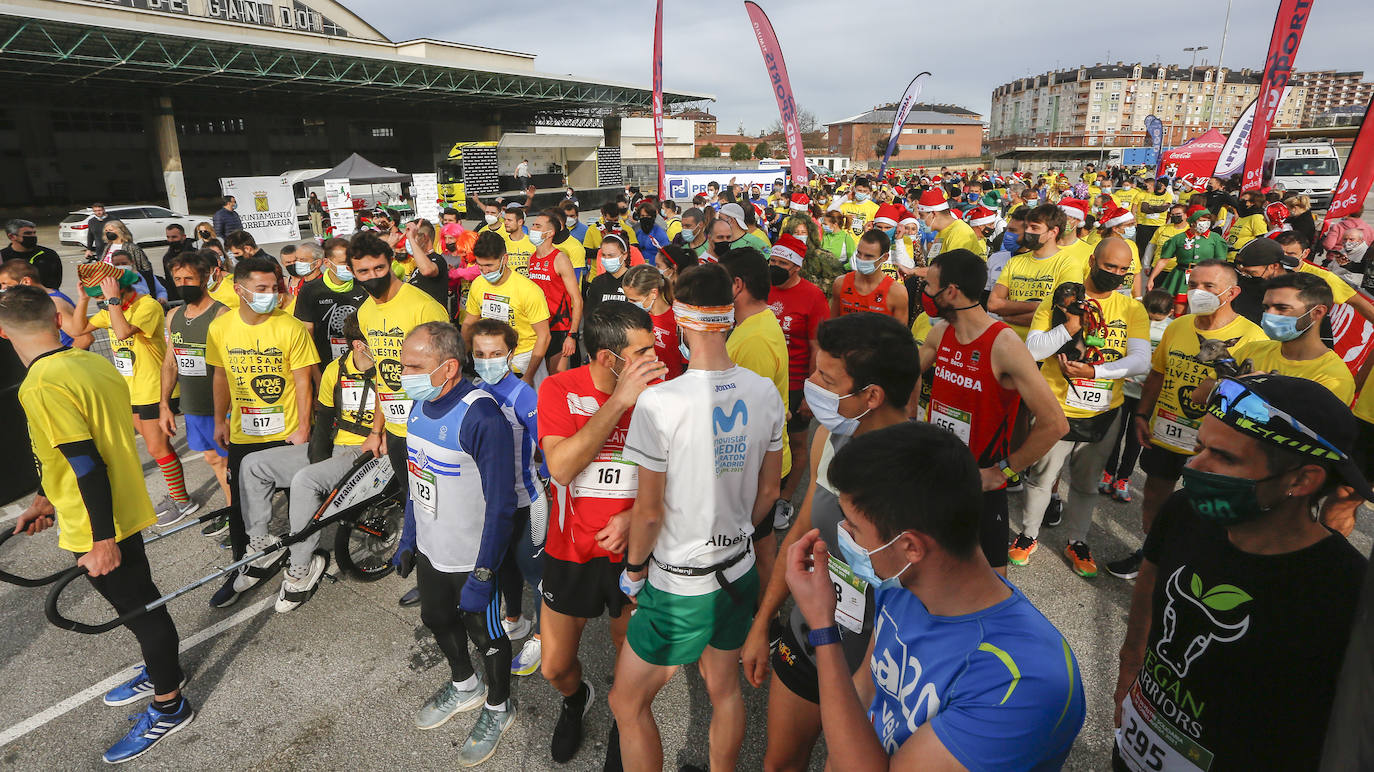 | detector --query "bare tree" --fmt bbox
[766,106,819,137]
